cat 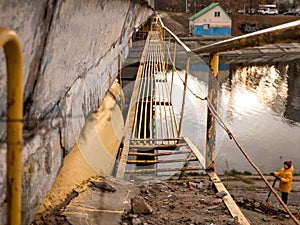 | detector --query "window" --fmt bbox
[214,11,220,17]
[203,24,210,30]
